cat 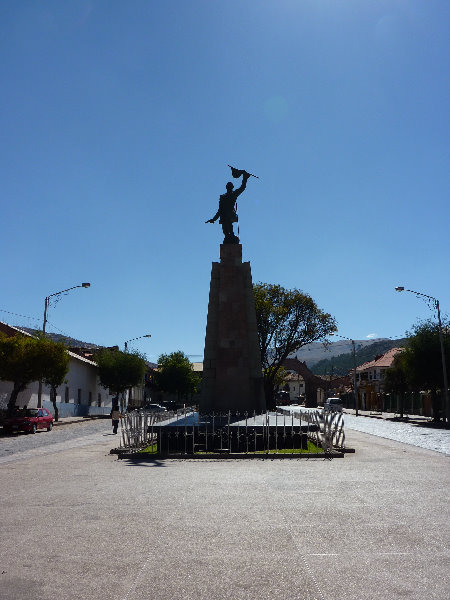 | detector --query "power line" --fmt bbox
[0,308,39,321]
